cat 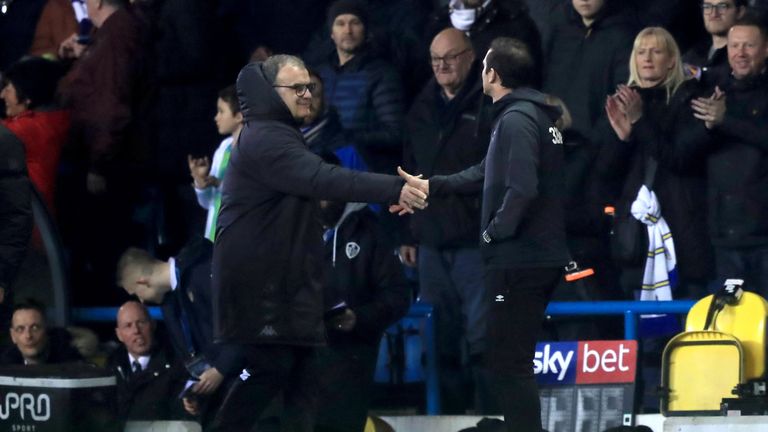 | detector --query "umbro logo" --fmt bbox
[259,325,278,337]
[495,295,505,302]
